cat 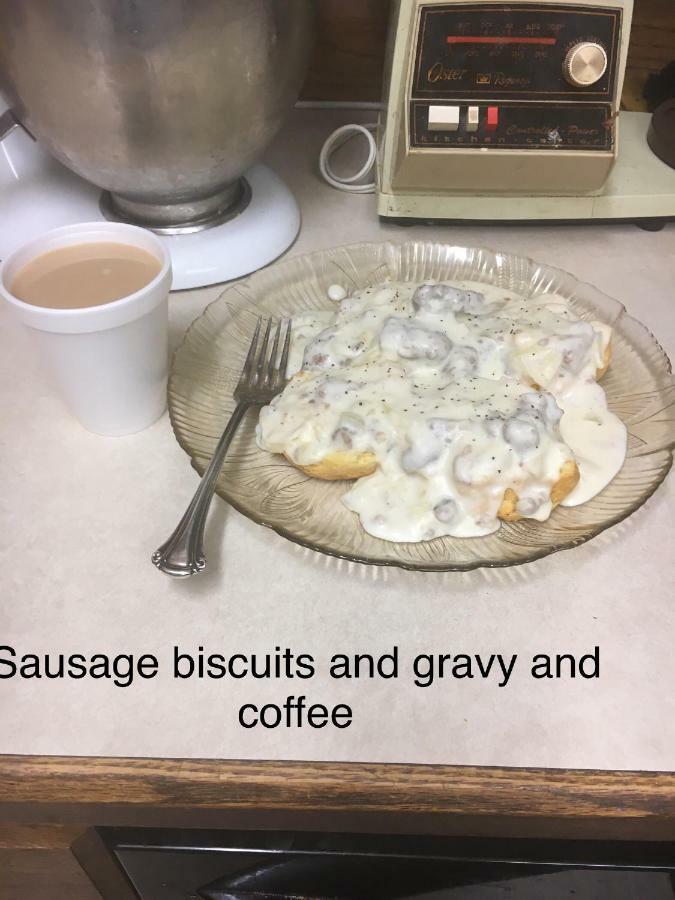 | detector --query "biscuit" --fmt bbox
[288,449,377,481]
[288,449,580,525]
[497,459,580,522]
[596,341,611,380]
[530,341,611,390]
